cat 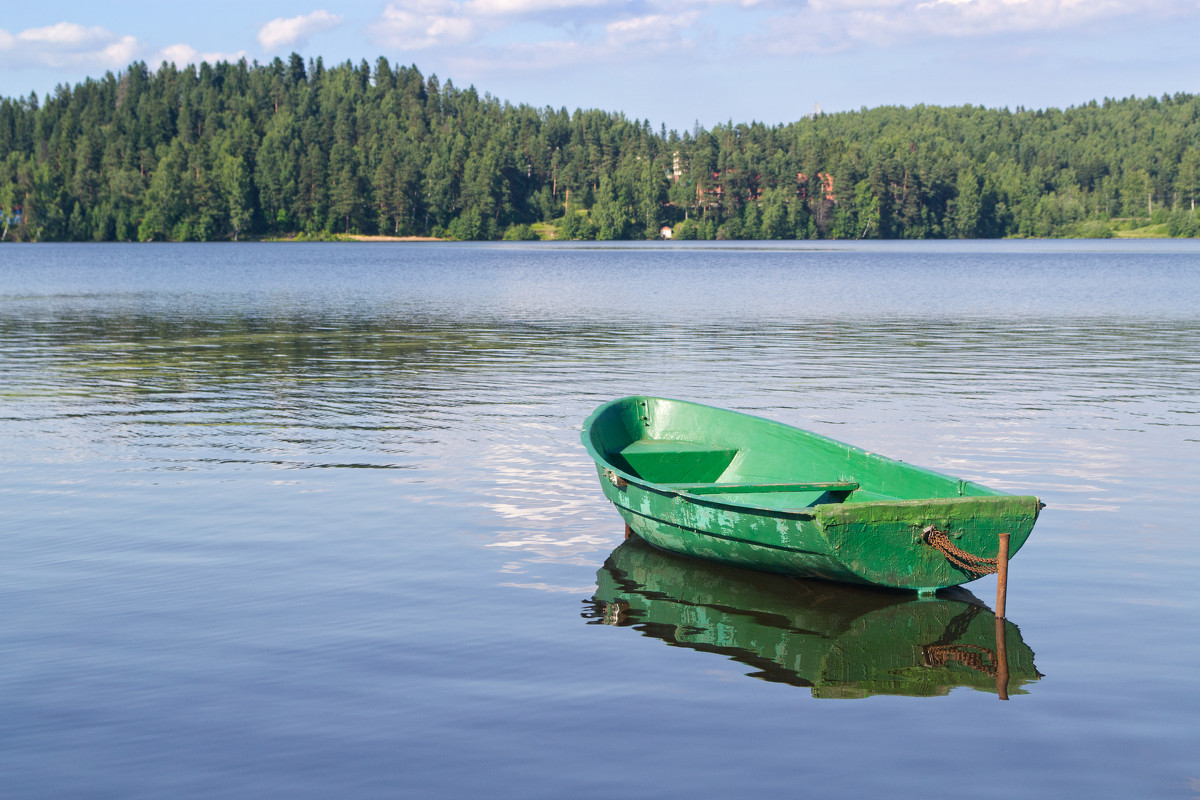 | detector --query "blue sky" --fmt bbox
[2,1,1198,131]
